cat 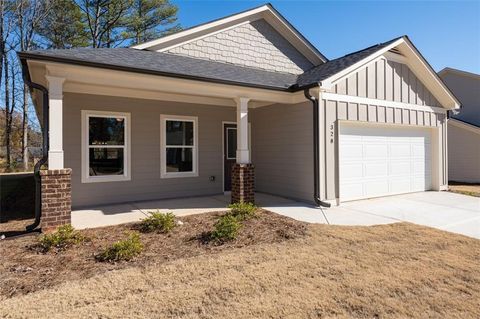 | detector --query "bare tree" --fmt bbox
[76,0,131,48]
[13,0,48,169]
